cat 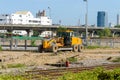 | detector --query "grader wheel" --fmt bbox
[38,45,43,53]
[78,45,84,52]
[52,45,58,53]
[73,45,78,52]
